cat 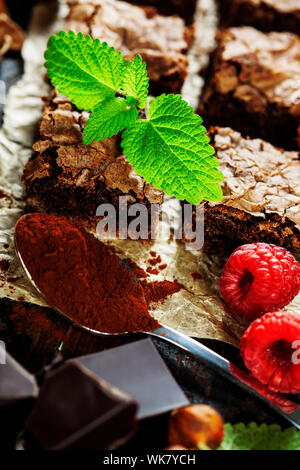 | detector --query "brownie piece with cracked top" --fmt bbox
[66,0,193,95]
[23,90,163,235]
[200,27,300,149]
[121,0,197,24]
[216,0,300,34]
[183,127,300,256]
